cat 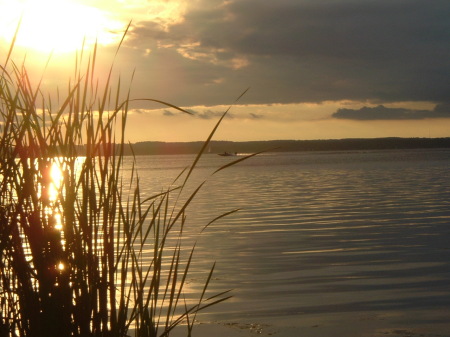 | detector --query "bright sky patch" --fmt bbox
[0,0,125,53]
